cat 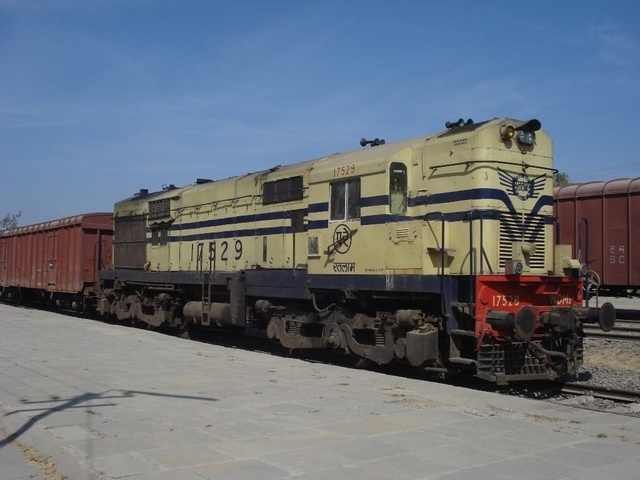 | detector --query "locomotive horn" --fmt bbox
[360,137,386,147]
[445,118,474,129]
